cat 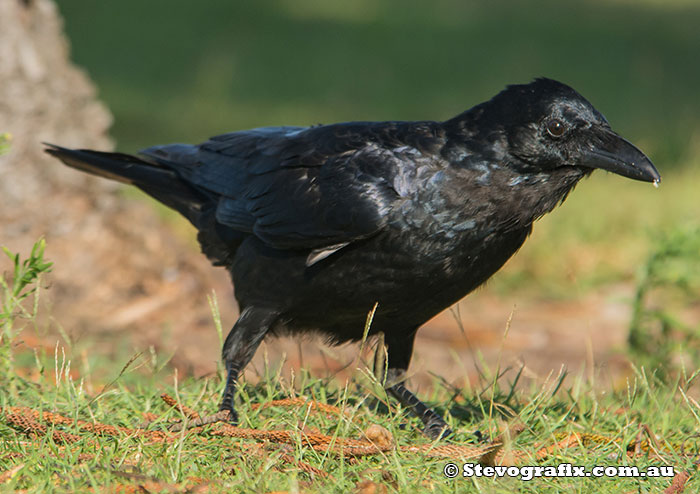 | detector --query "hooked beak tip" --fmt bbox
[581,130,660,184]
